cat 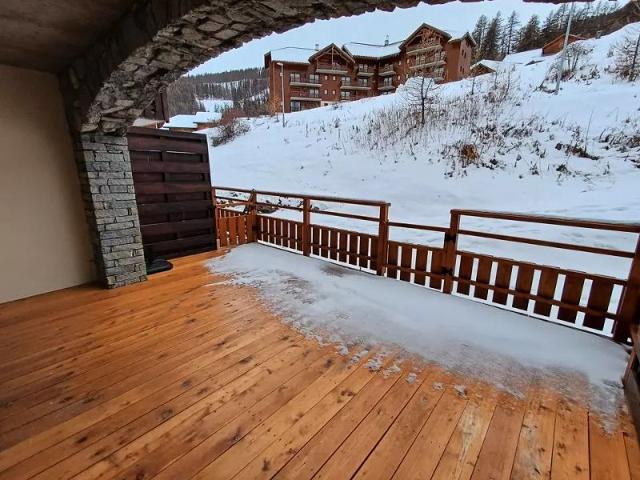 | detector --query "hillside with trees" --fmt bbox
[166,67,268,117]
[471,0,639,61]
